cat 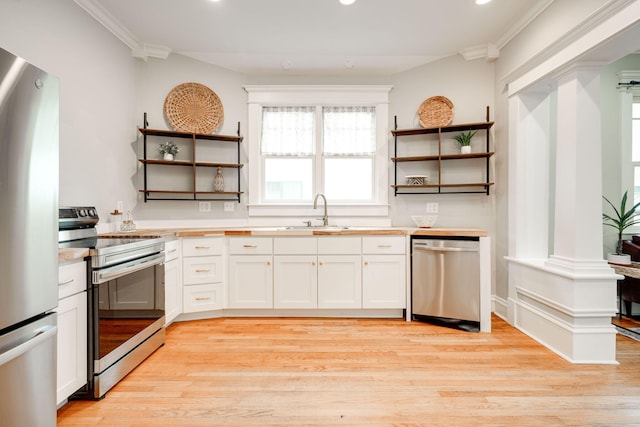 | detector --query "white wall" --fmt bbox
[0,0,137,220]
